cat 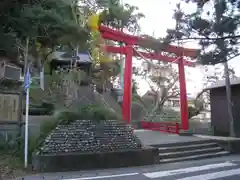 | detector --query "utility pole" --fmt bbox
[23,36,30,168]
